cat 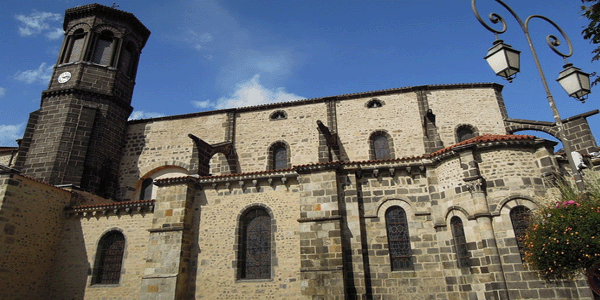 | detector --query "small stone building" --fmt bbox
[1,3,599,300]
